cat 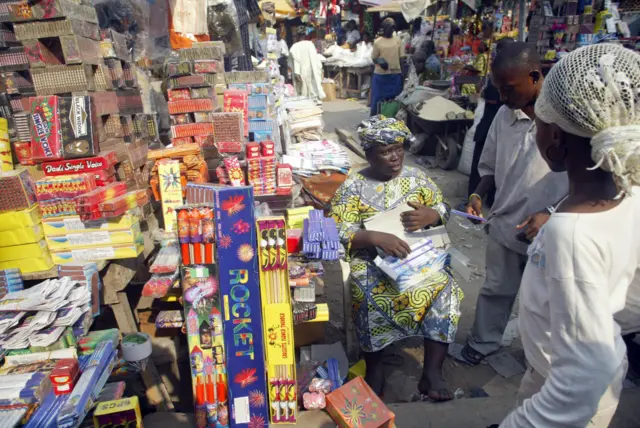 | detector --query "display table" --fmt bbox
[324,65,373,99]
